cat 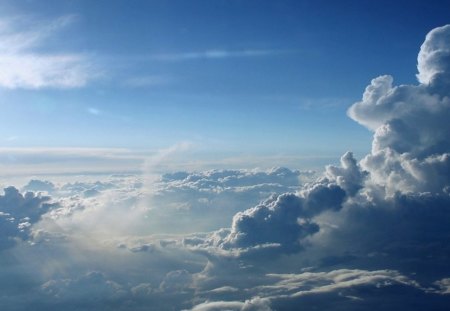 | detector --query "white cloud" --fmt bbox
[188,298,271,311]
[324,152,367,195]
[417,24,450,85]
[348,26,450,195]
[0,54,92,89]
[434,278,450,294]
[149,167,310,232]
[0,15,95,89]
